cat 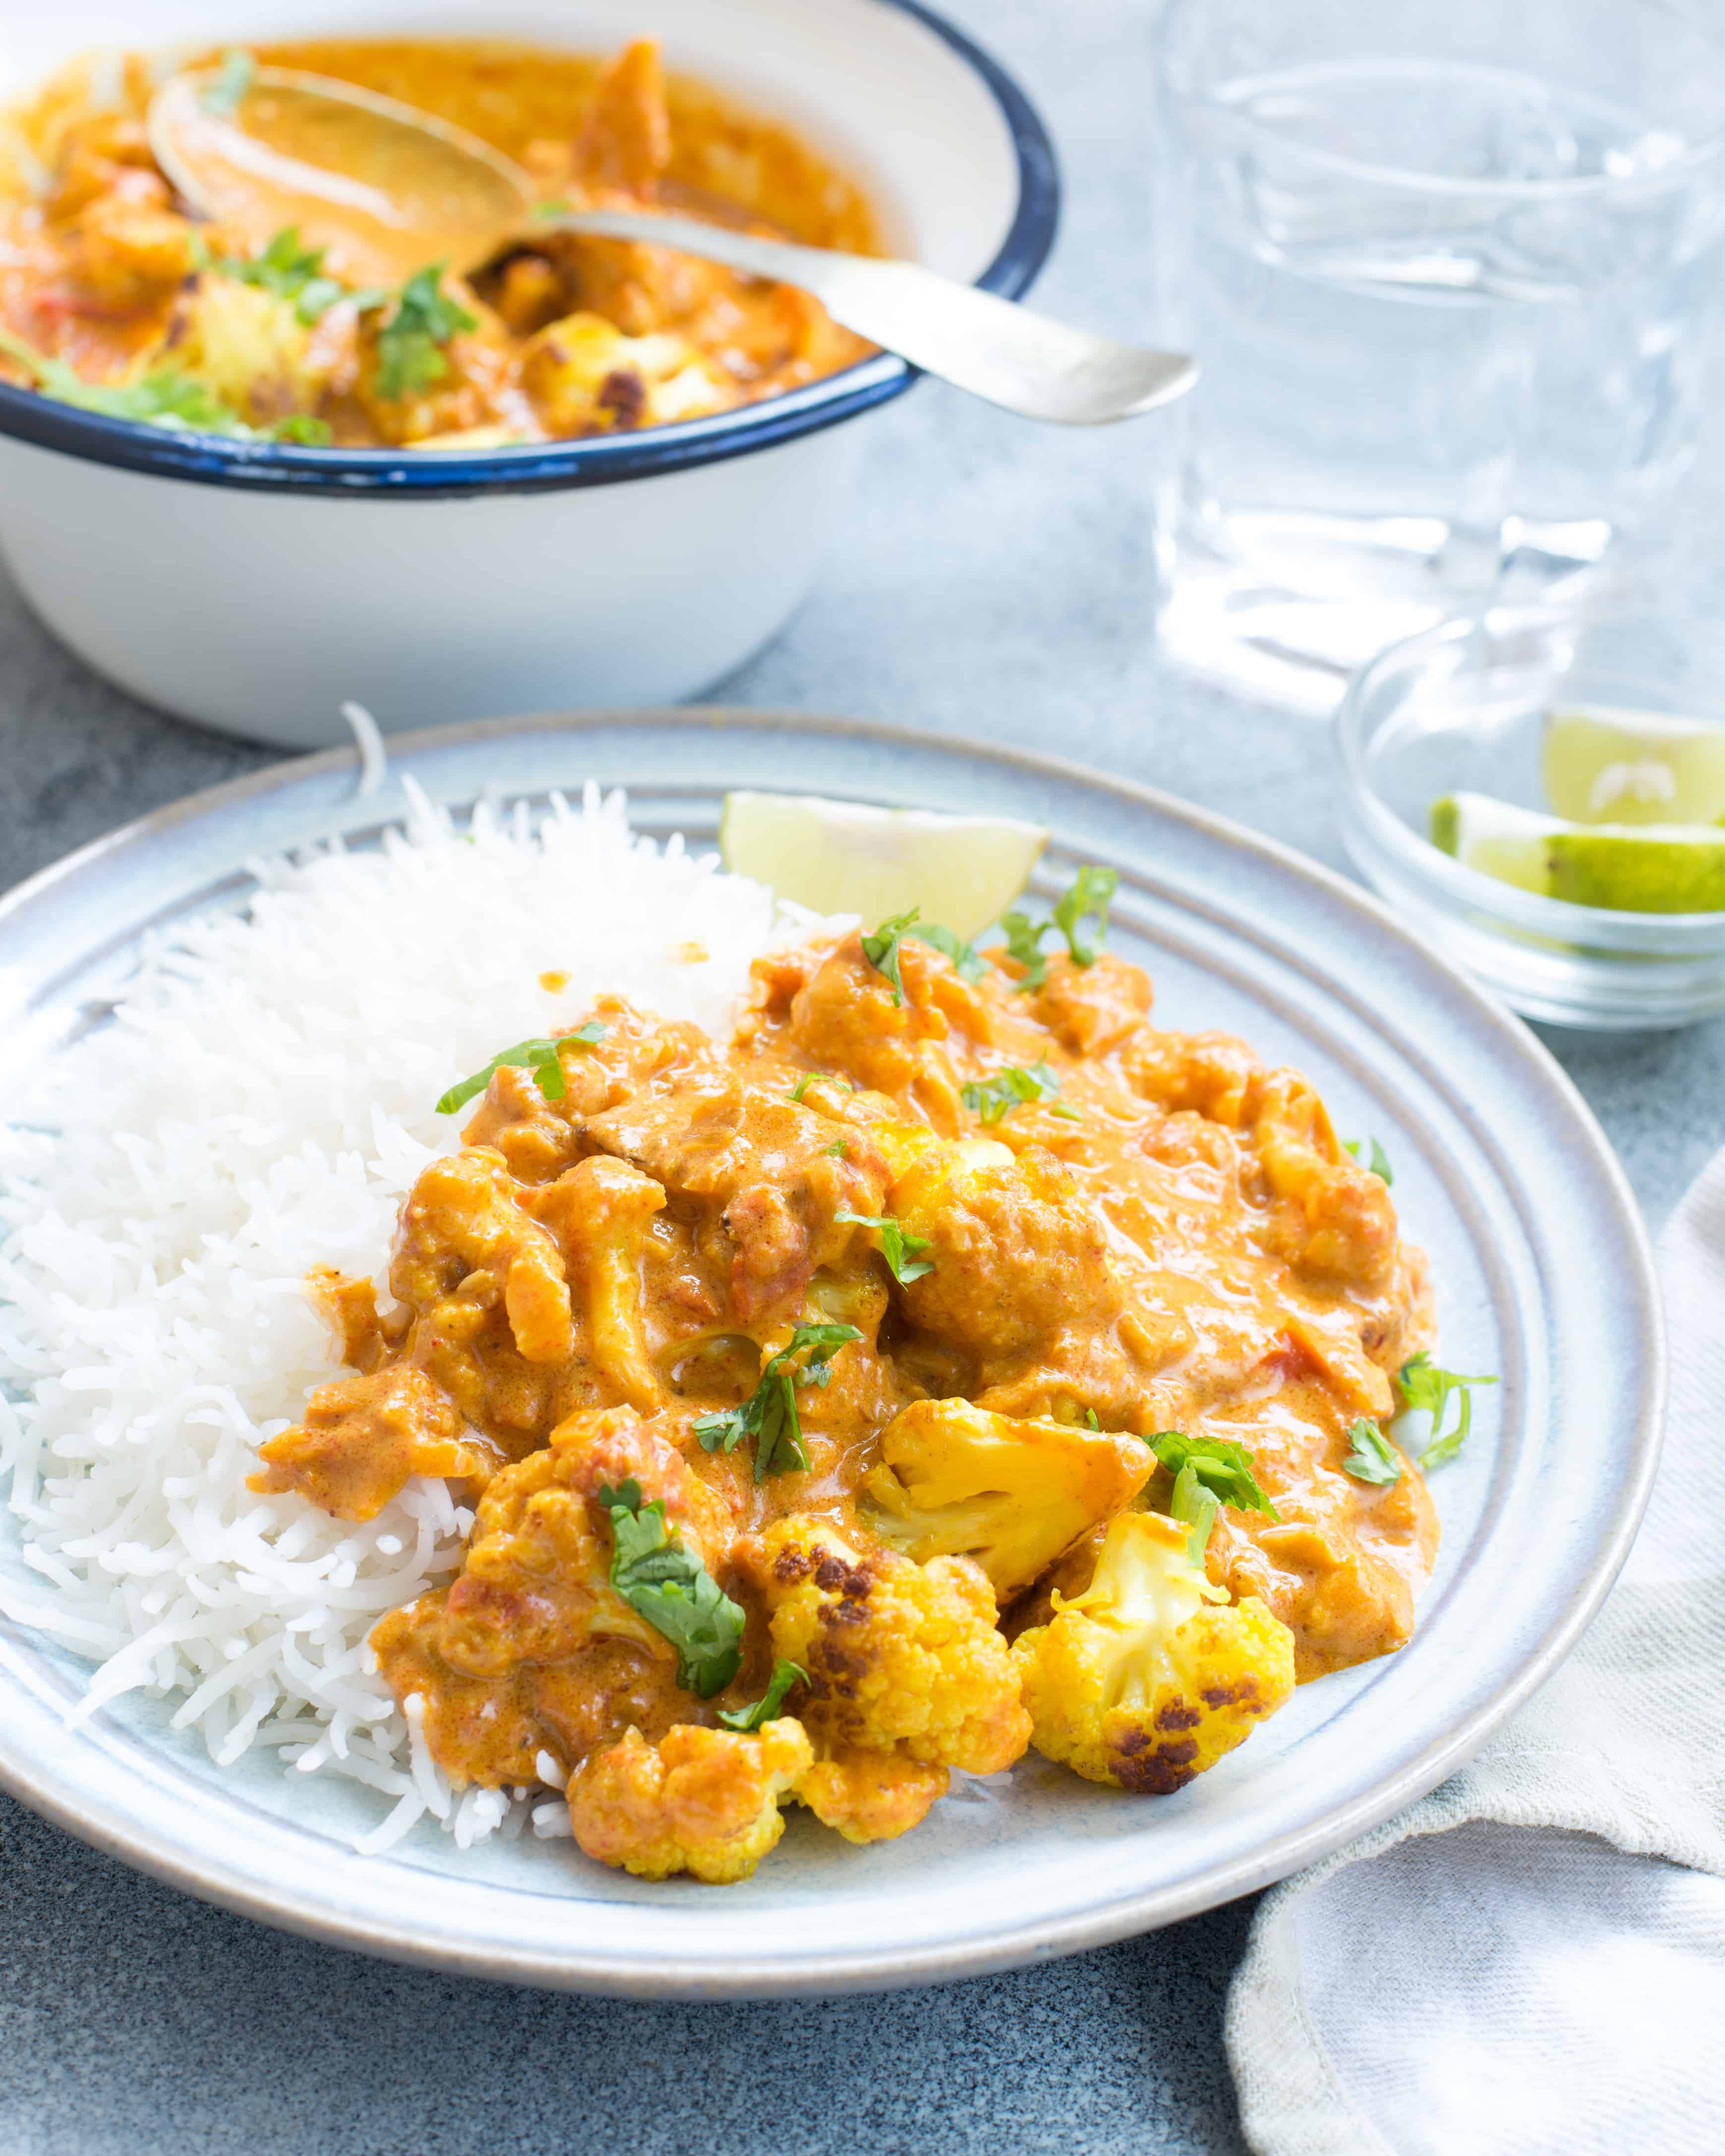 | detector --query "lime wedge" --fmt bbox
[1543,704,1725,826]
[1432,791,1725,912]
[719,792,1047,938]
